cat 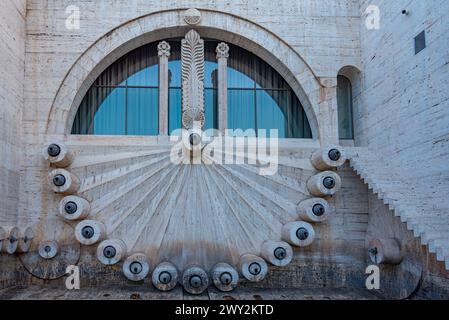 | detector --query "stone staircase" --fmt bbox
[347,147,449,270]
